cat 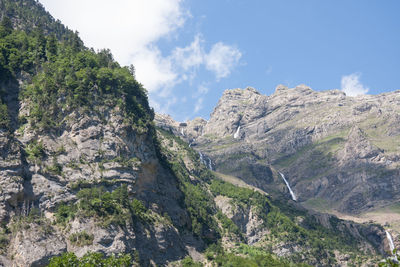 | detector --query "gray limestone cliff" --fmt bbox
[156,85,400,214]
